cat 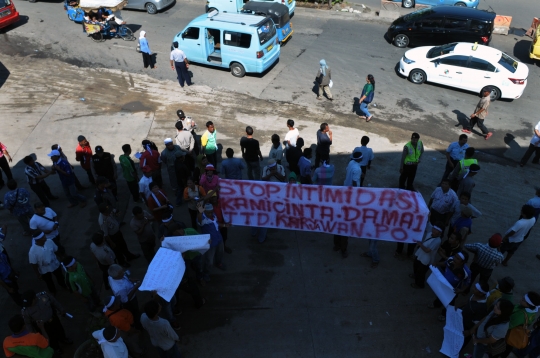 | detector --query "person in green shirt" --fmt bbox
[61,256,101,312]
[119,144,140,202]
[501,292,540,356]
[201,121,218,167]
[358,74,375,122]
